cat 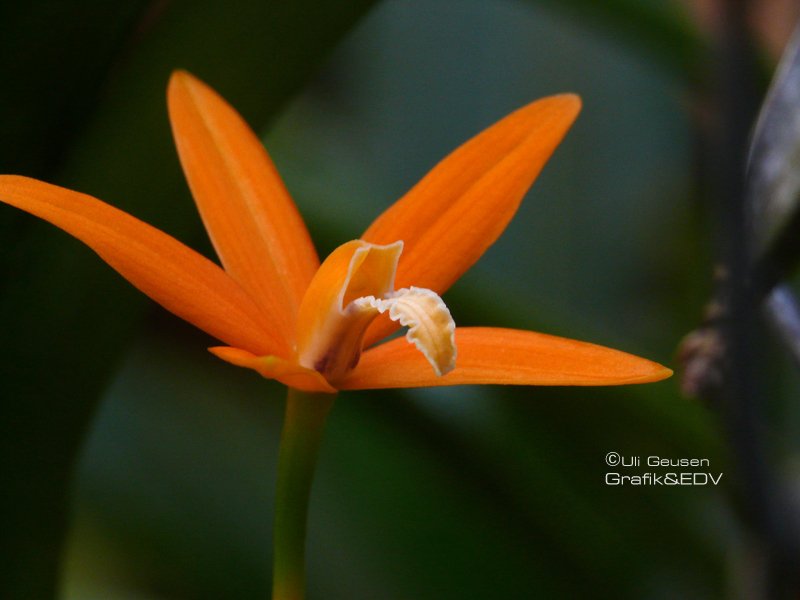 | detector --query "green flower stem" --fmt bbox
[272,387,336,600]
